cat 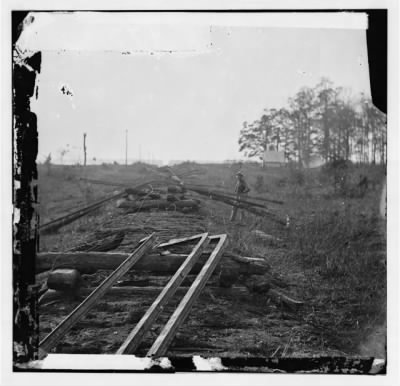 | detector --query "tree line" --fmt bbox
[238,78,387,167]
